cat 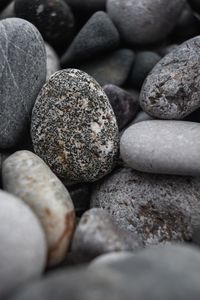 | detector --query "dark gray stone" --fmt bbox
[61,11,120,66]
[0,18,46,148]
[91,167,200,246]
[71,208,143,262]
[80,49,134,86]
[140,36,200,119]
[31,69,119,183]
[106,0,185,45]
